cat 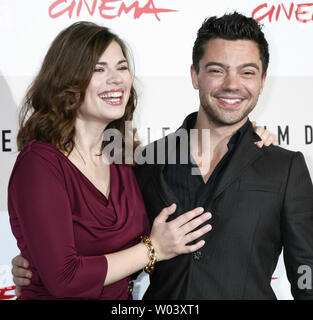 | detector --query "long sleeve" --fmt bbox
[8,148,108,299]
[282,152,313,299]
